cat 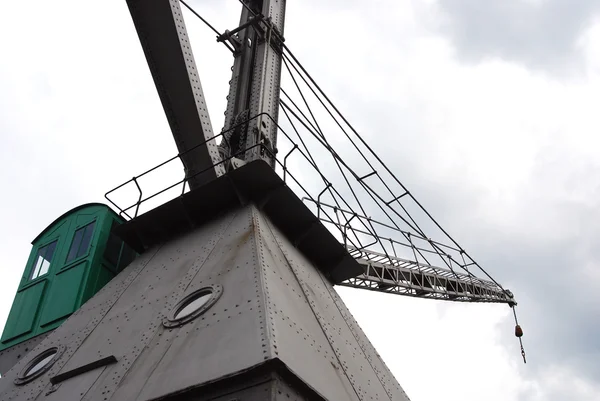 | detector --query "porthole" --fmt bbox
[164,285,222,327]
[174,292,212,320]
[14,346,63,385]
